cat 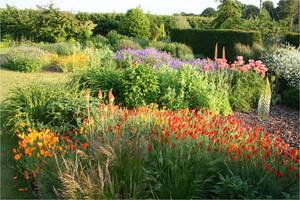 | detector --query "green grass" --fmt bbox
[0,67,68,199]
